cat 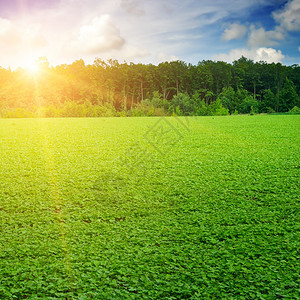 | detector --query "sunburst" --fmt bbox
[24,60,40,76]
